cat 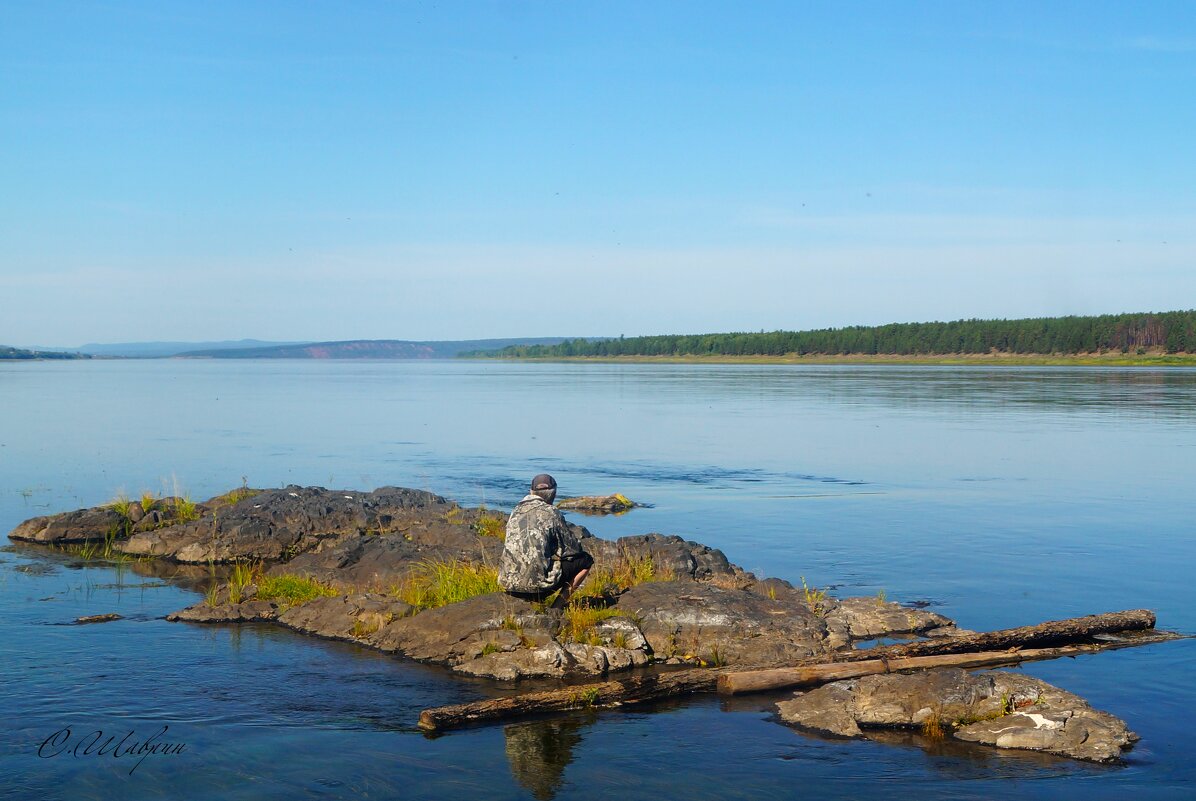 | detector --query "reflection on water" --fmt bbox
[504,716,591,800]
